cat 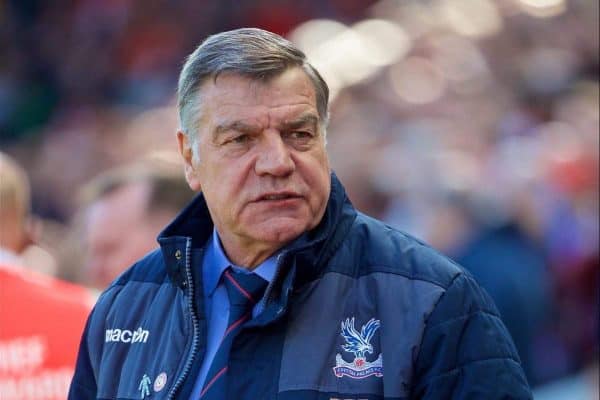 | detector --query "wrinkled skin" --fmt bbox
[178,68,331,268]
